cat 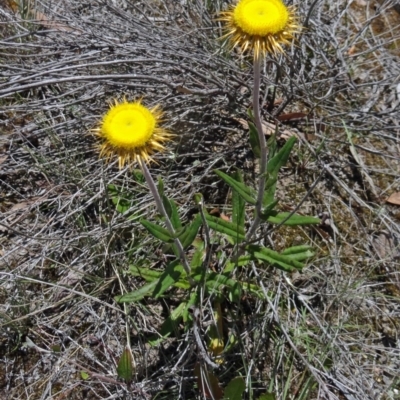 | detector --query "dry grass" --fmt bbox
[1,0,399,399]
